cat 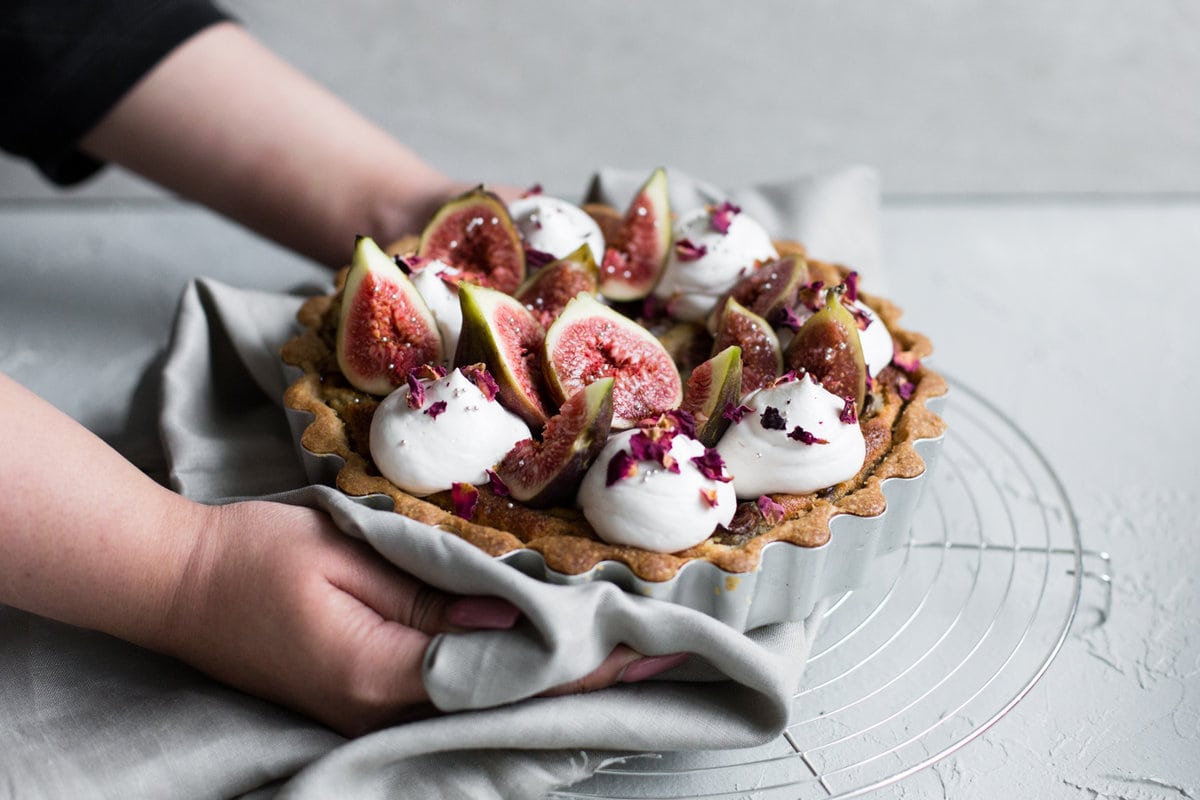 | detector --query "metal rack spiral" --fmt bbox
[549,377,1109,799]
